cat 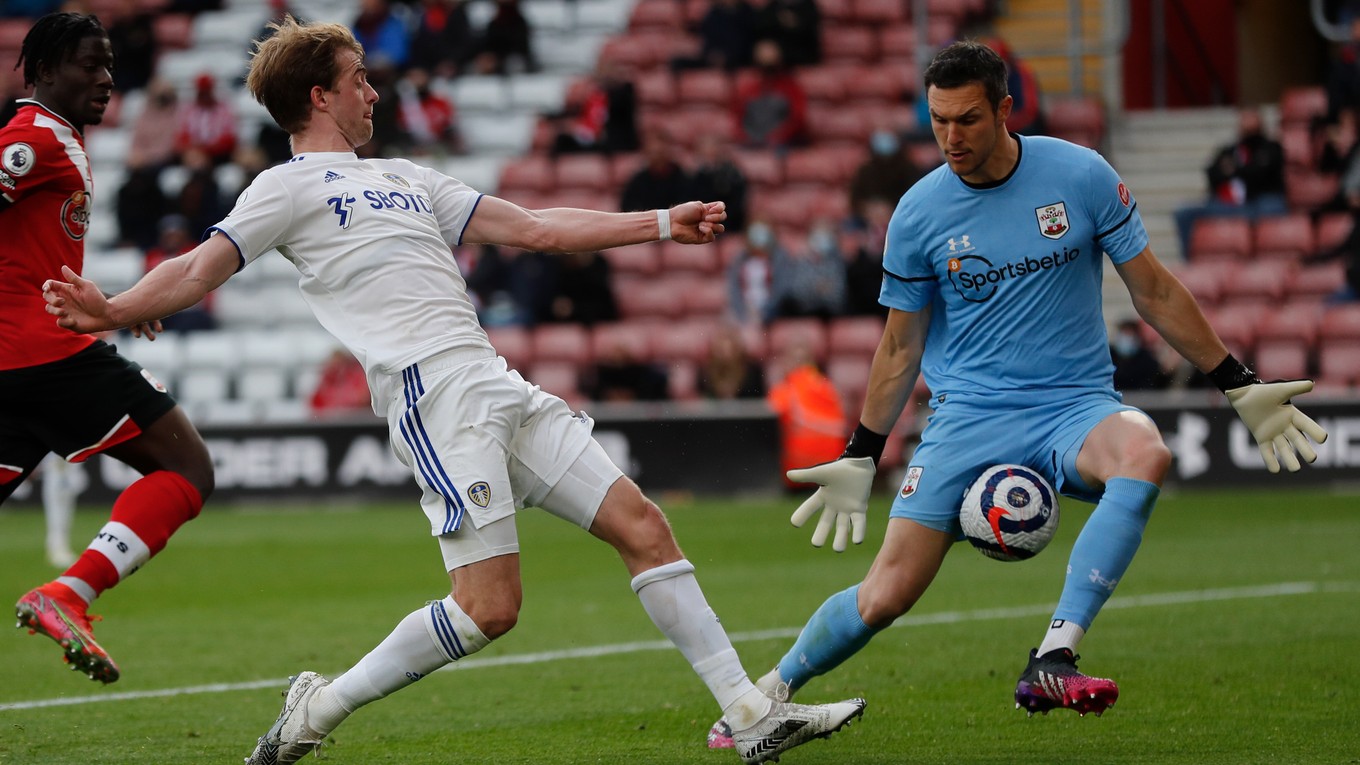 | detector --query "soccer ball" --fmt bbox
[959,464,1059,562]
